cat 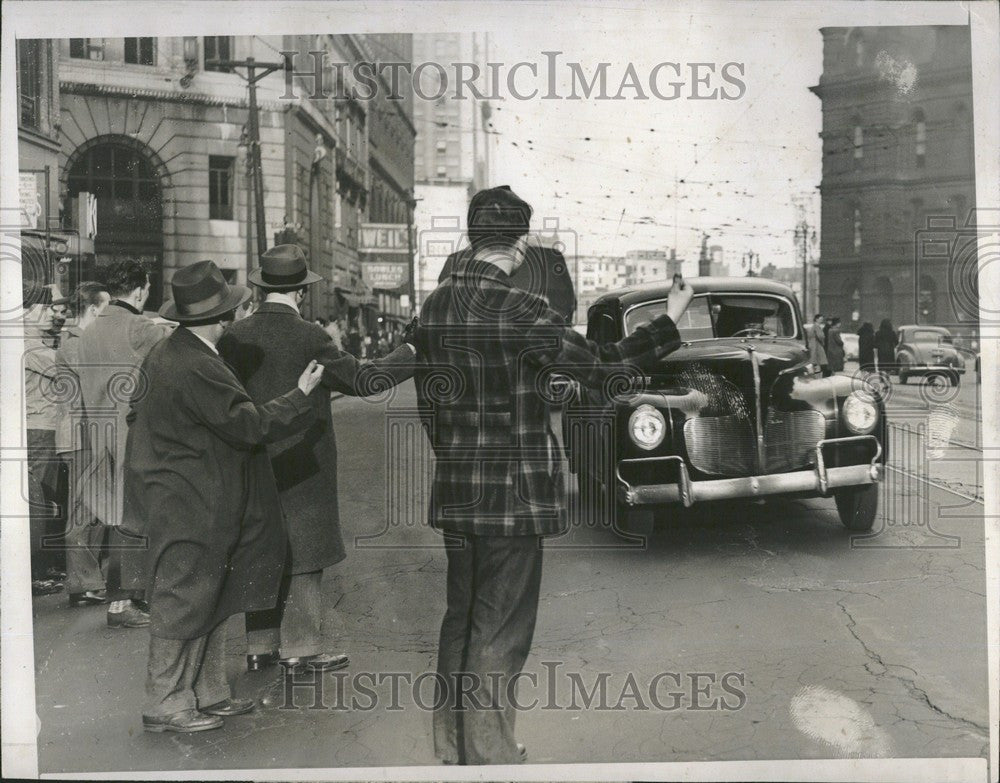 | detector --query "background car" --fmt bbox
[841,332,859,362]
[894,325,966,385]
[565,277,887,534]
